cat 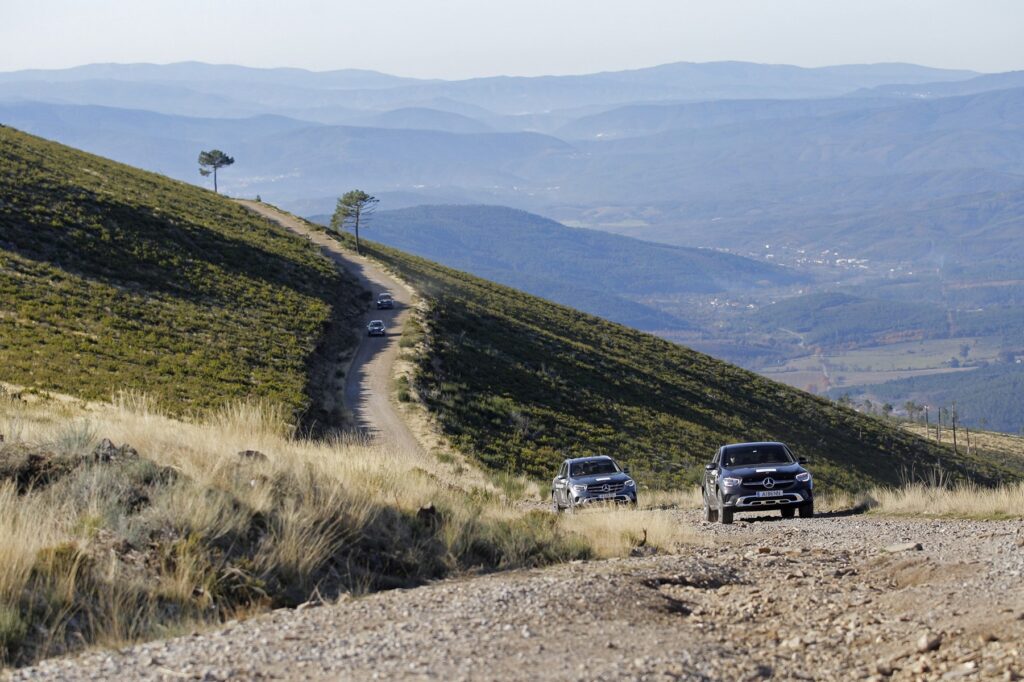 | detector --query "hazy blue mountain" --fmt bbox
[0,79,269,118]
[850,70,1024,100]
[310,205,804,330]
[346,107,494,134]
[0,61,424,89]
[0,102,318,181]
[557,96,905,139]
[231,125,576,205]
[0,60,977,117]
[312,61,977,115]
